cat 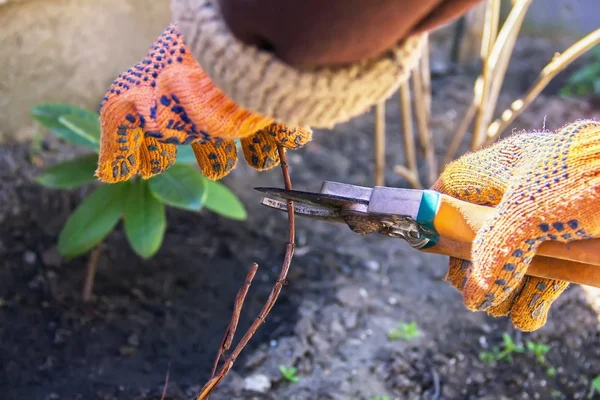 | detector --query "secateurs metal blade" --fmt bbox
[255,181,600,288]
